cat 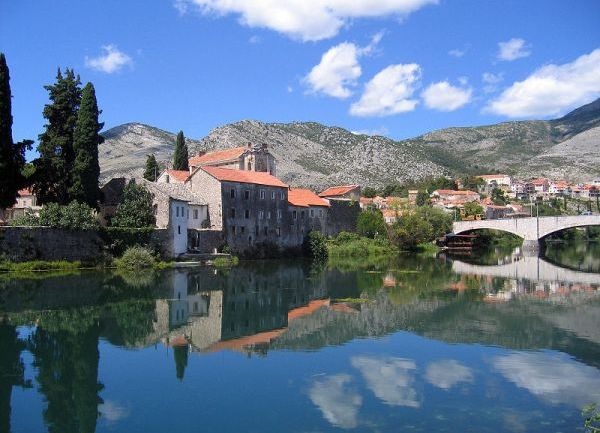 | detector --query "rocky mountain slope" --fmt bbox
[99,98,600,188]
